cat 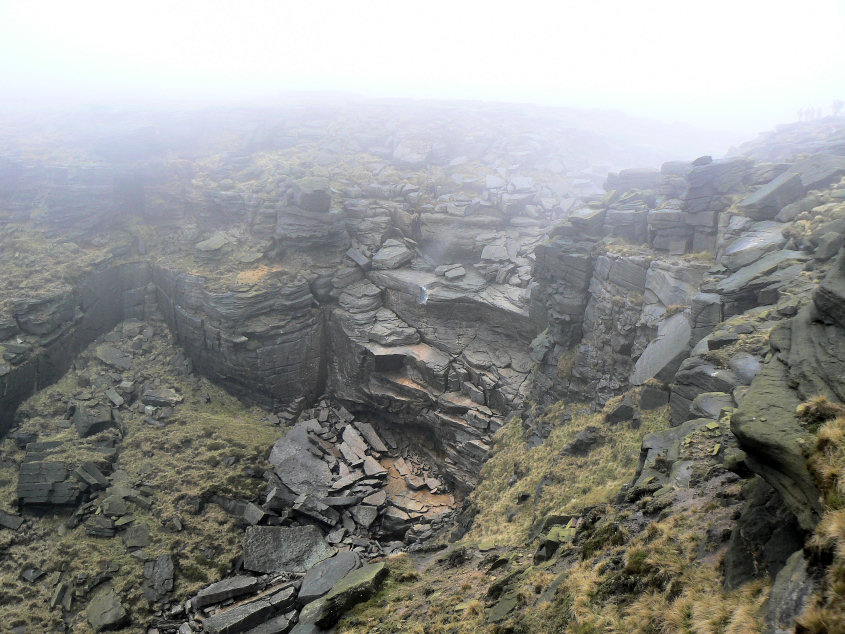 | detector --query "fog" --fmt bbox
[1,0,844,150]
